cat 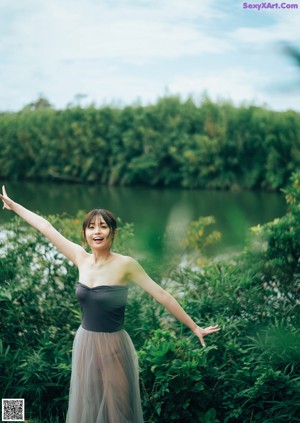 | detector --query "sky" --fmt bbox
[1,0,300,112]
